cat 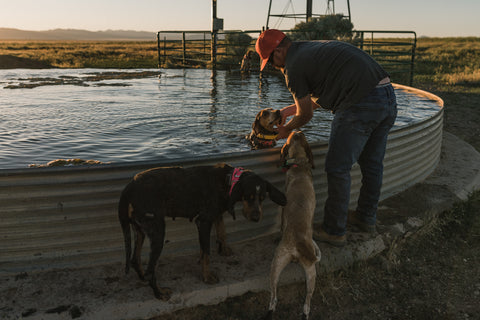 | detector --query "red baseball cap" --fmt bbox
[255,29,286,71]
